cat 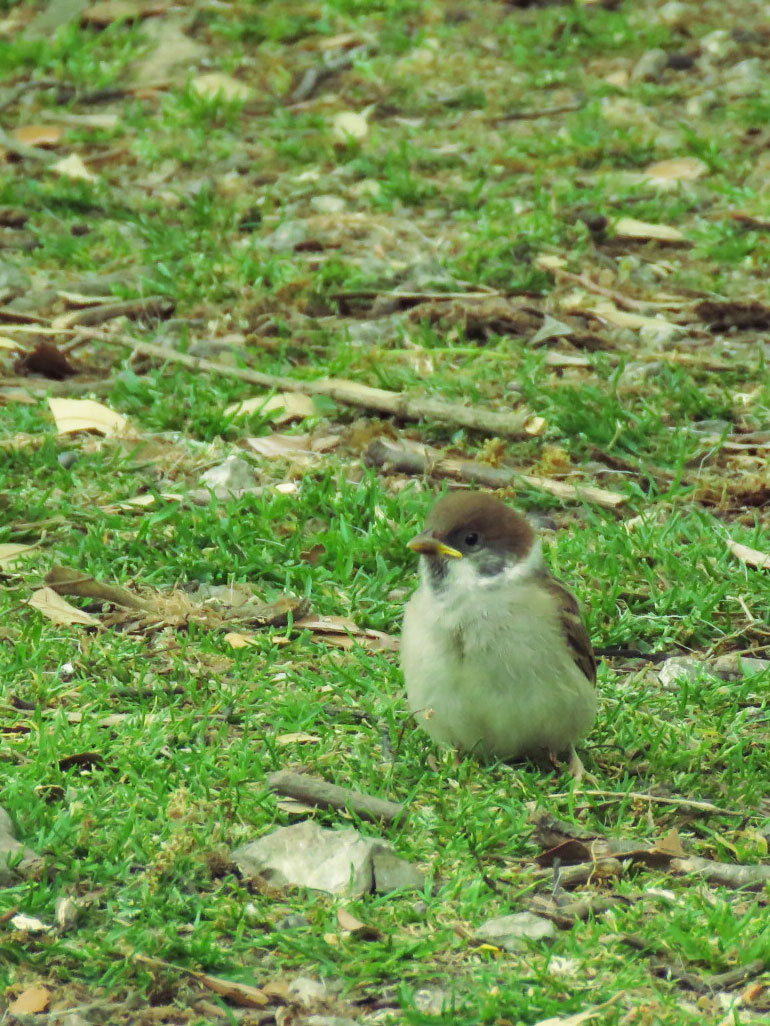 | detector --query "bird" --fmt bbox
[401,491,597,776]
